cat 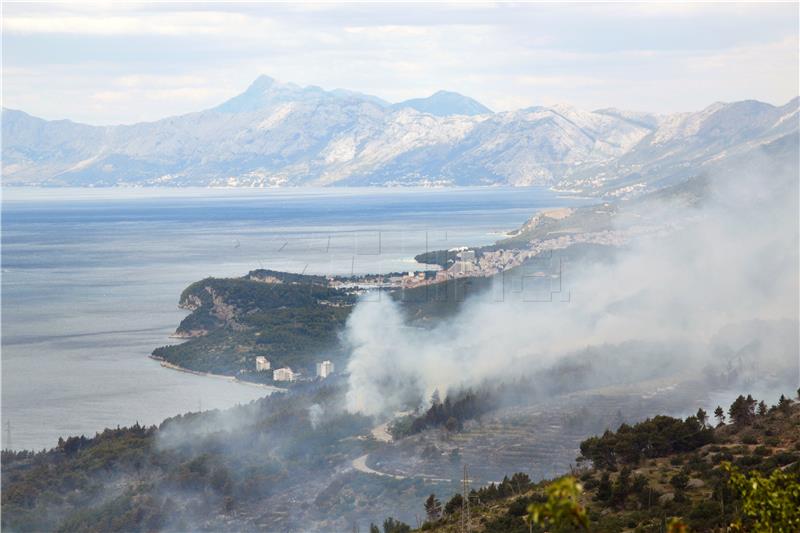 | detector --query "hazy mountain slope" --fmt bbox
[436,104,657,186]
[393,90,492,116]
[559,97,800,197]
[2,109,108,185]
[2,76,797,192]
